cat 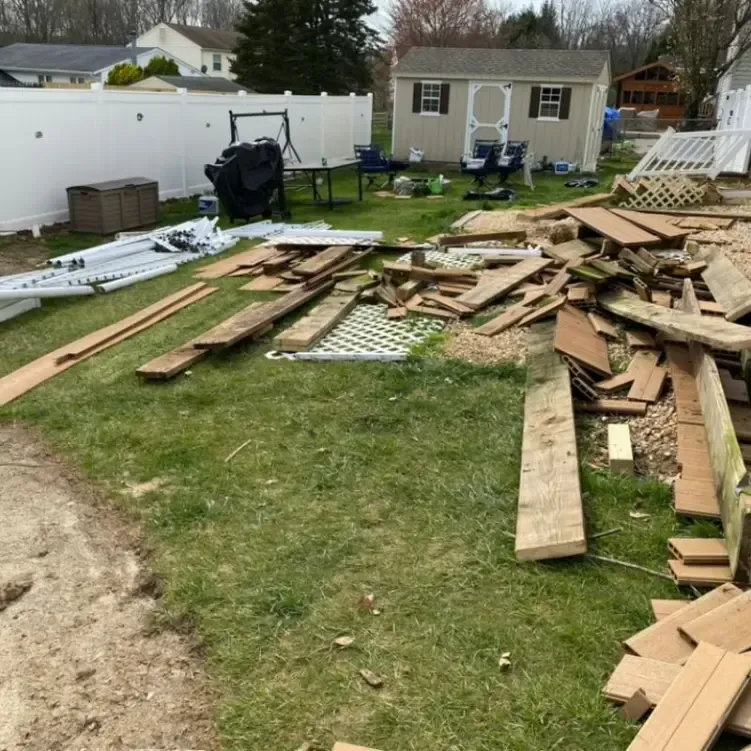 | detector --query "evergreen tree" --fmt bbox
[232,0,377,94]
